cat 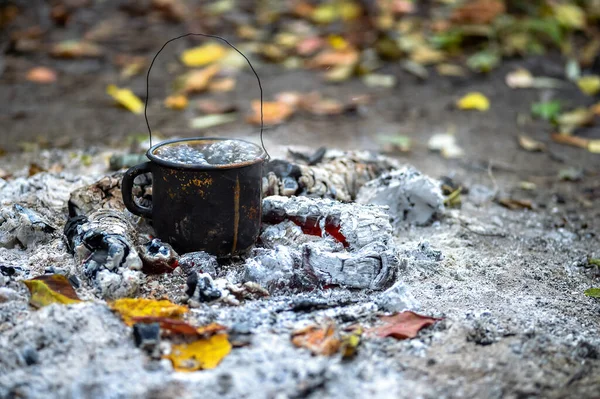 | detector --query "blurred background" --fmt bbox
[1,0,600,182]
